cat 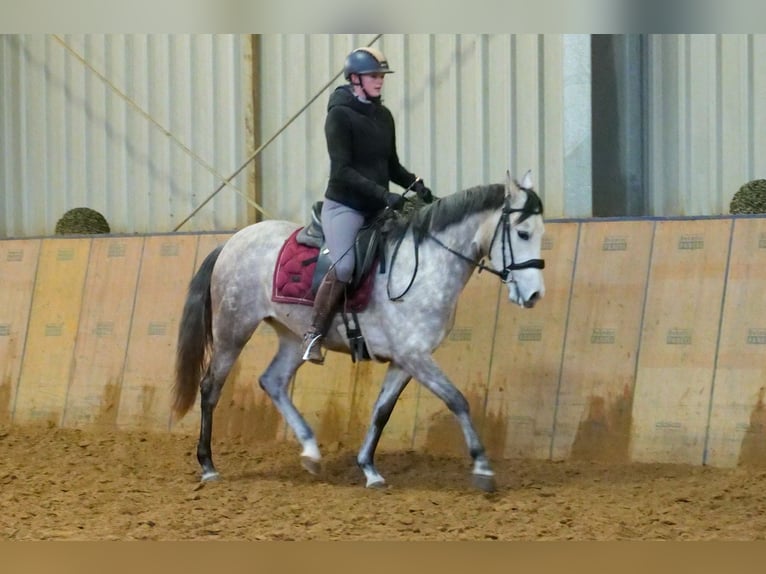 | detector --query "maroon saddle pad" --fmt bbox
[271,228,375,312]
